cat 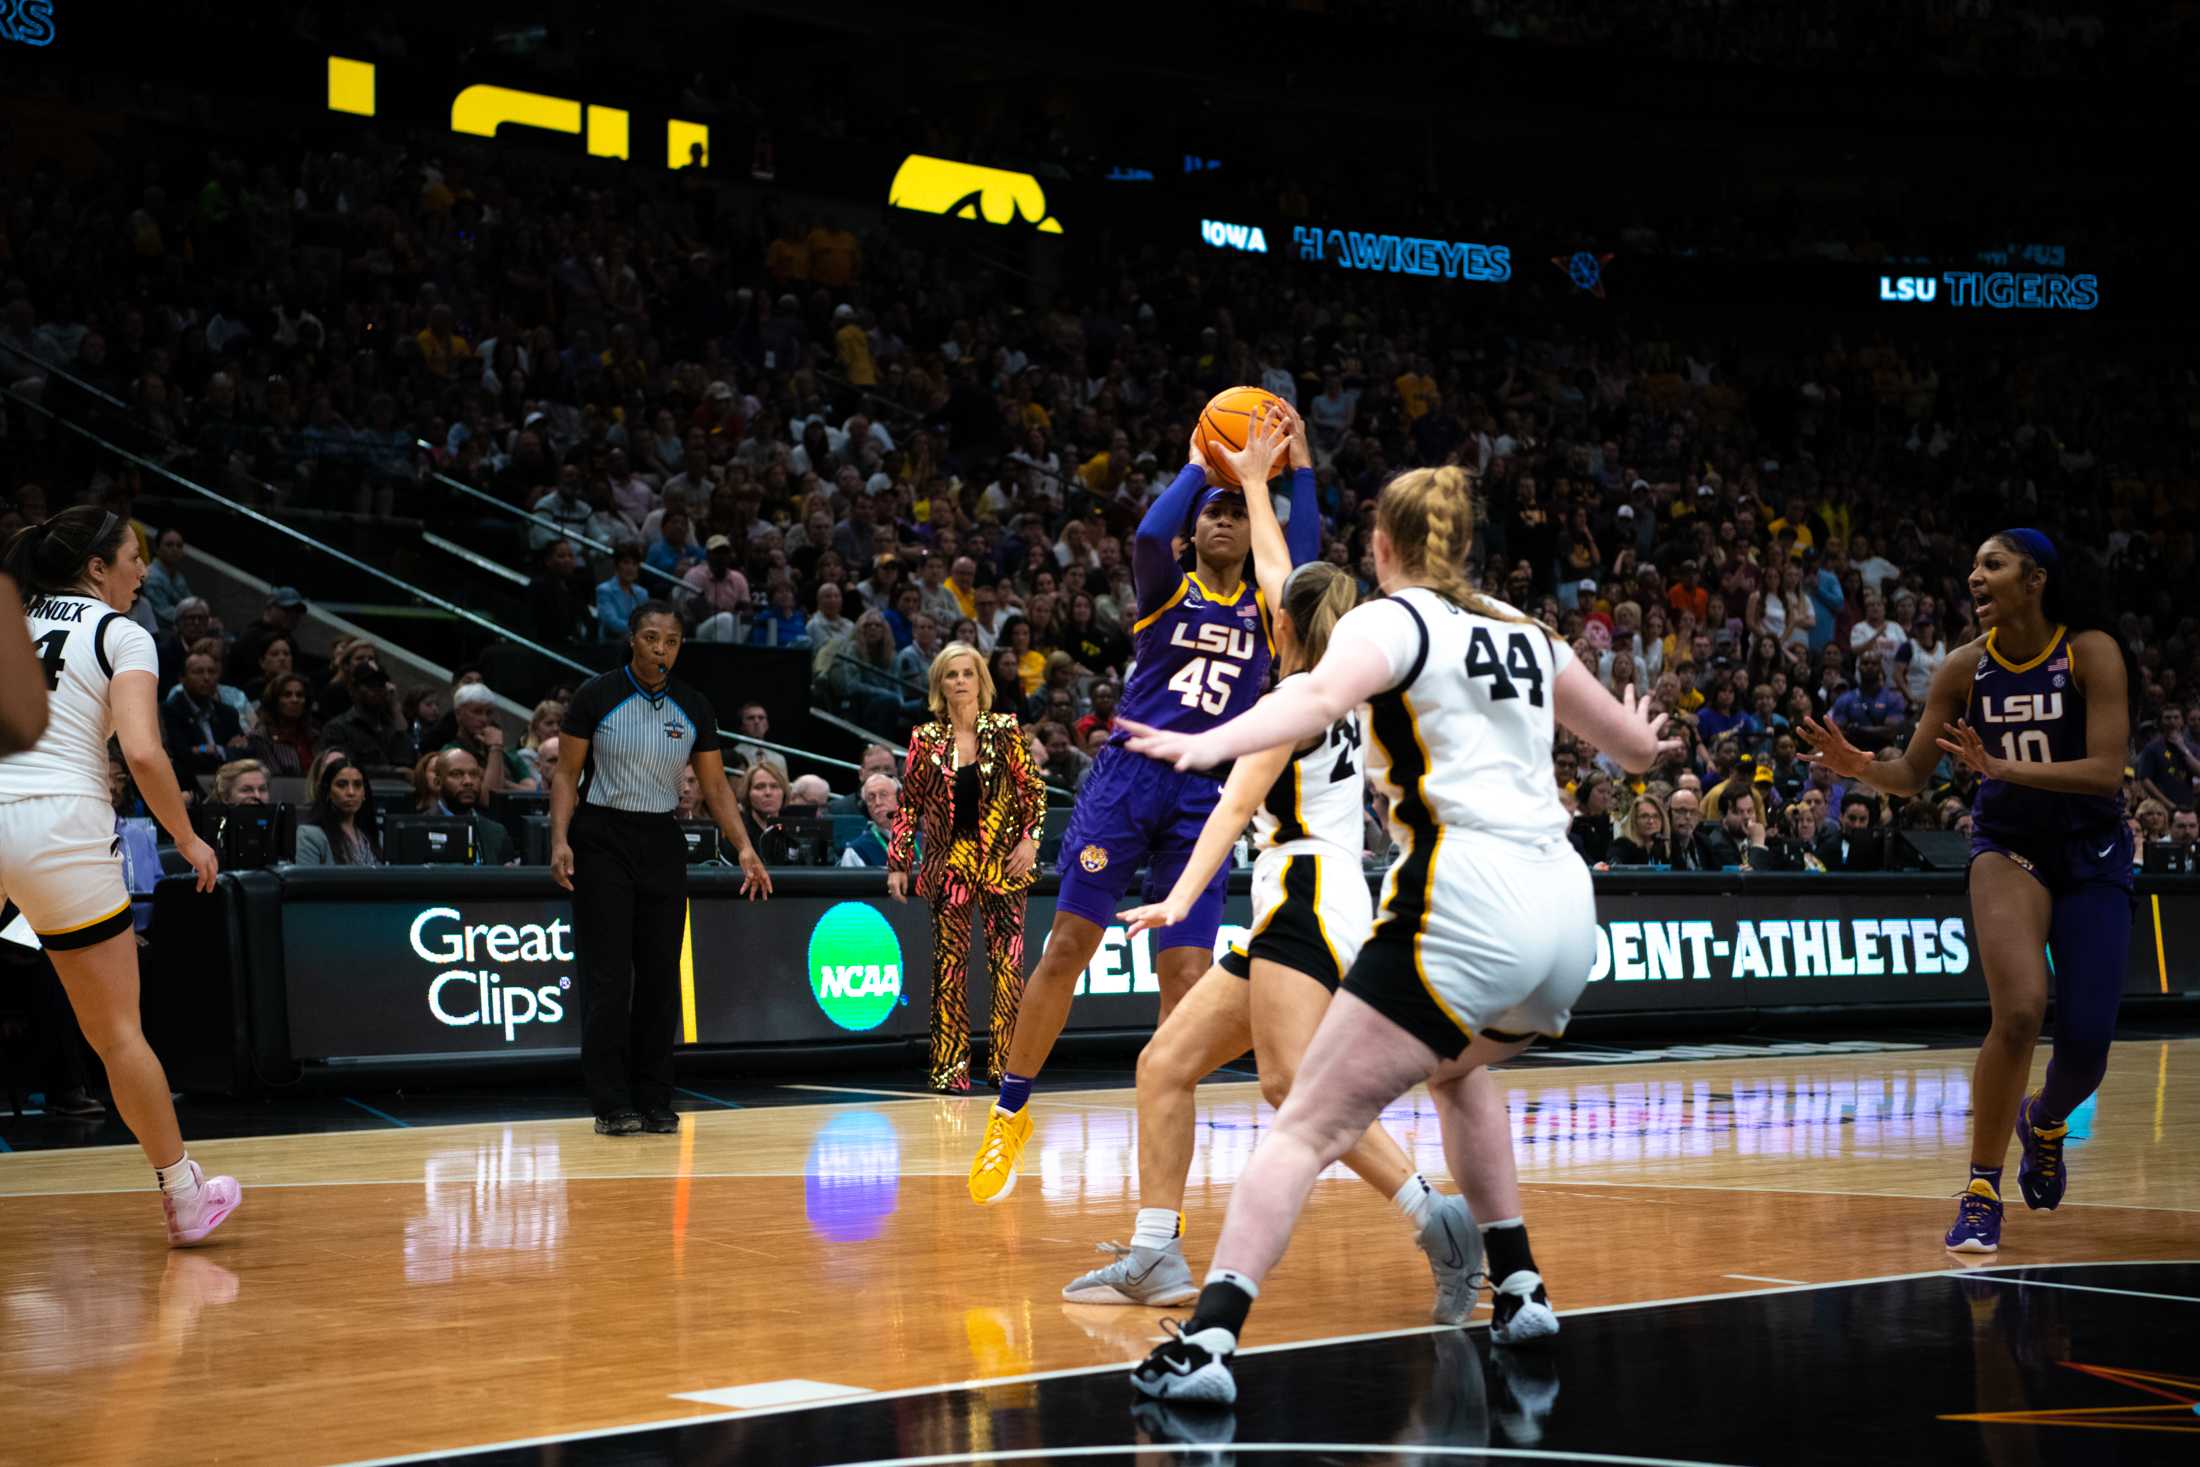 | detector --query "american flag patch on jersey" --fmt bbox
[1237,602,1259,620]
